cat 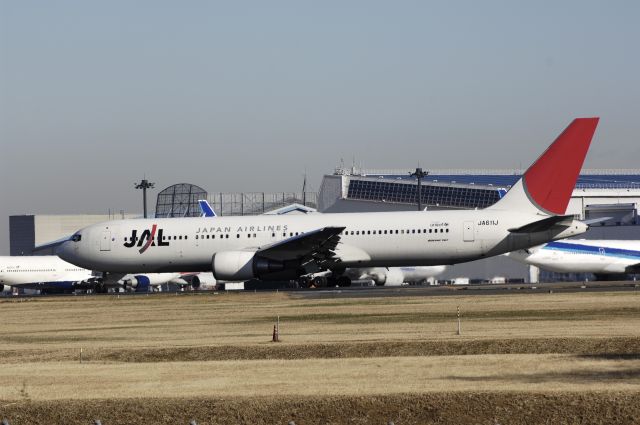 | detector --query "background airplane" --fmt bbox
[506,239,640,280]
[118,272,217,291]
[345,266,446,286]
[0,255,213,294]
[0,255,97,293]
